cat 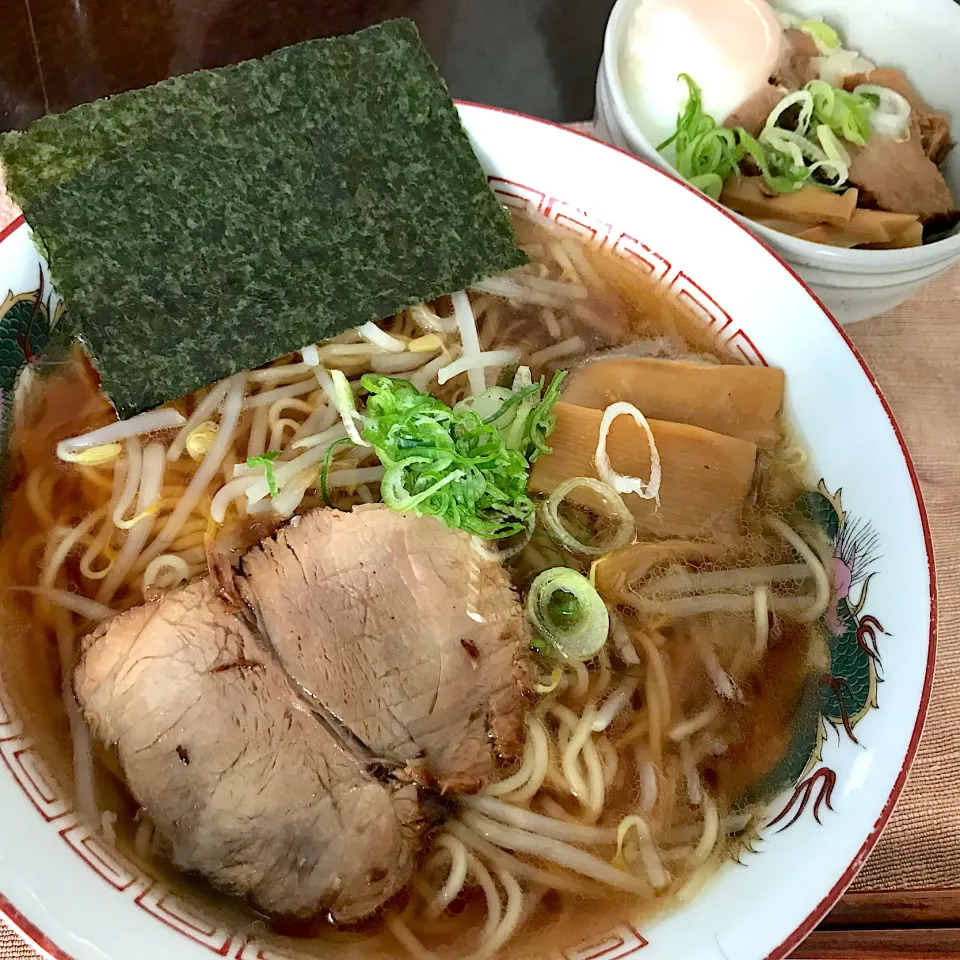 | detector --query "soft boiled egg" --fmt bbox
[619,0,783,148]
